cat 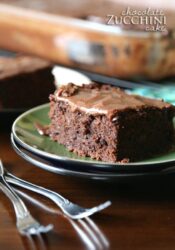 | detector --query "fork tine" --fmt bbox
[71,200,112,219]
[78,219,103,249]
[20,223,53,235]
[0,160,53,235]
[24,235,36,250]
[37,224,53,234]
[69,219,96,250]
[94,200,112,212]
[36,234,48,250]
[85,217,110,248]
